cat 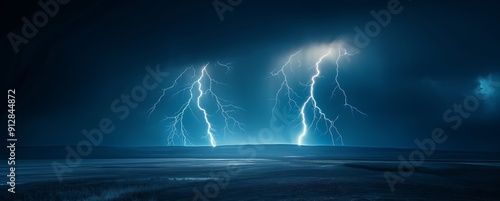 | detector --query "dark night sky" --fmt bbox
[2,0,500,151]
